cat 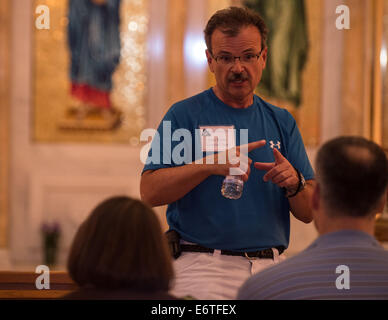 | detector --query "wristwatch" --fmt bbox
[285,169,306,198]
